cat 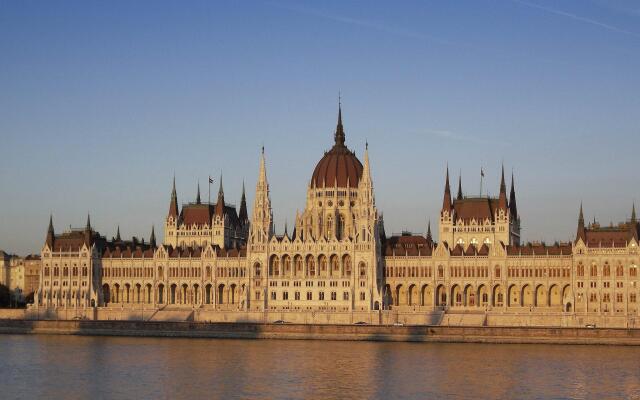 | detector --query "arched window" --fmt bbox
[577,263,584,277]
[590,264,598,277]
[359,262,366,277]
[254,263,261,277]
[337,214,345,240]
[603,263,610,277]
